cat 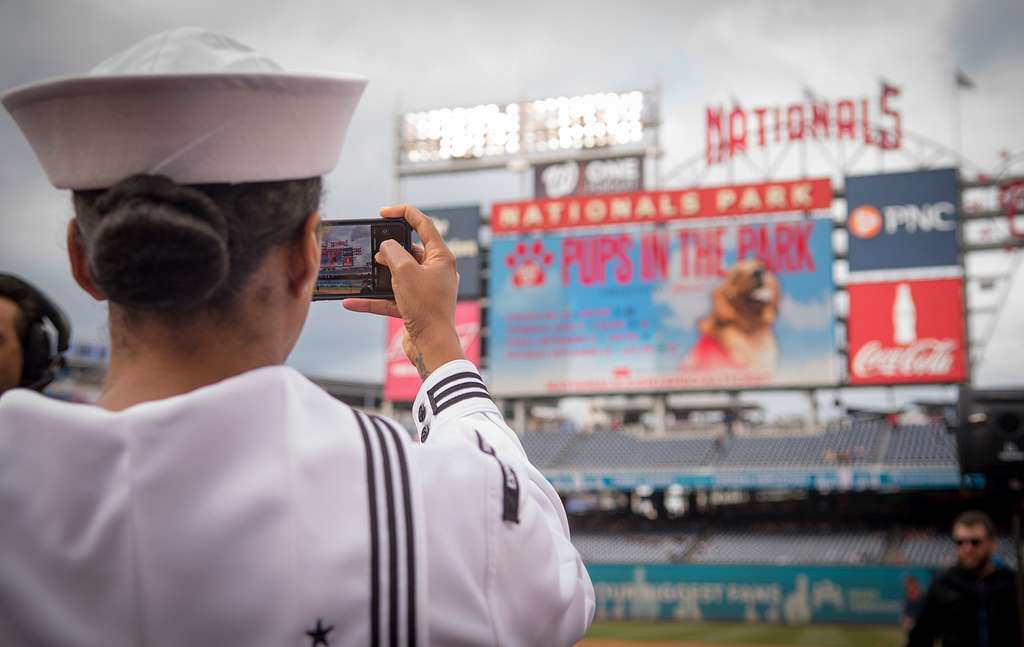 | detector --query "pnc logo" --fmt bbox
[505,241,554,287]
[849,205,883,239]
